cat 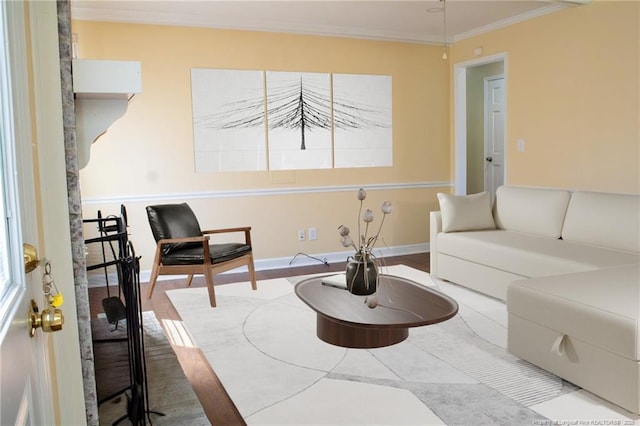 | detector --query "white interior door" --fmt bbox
[0,2,54,424]
[484,76,505,201]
